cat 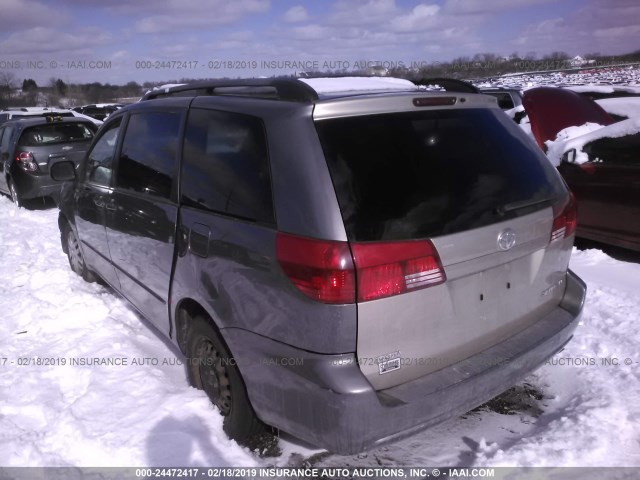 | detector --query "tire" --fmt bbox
[62,223,96,282]
[8,179,21,208]
[186,315,264,443]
